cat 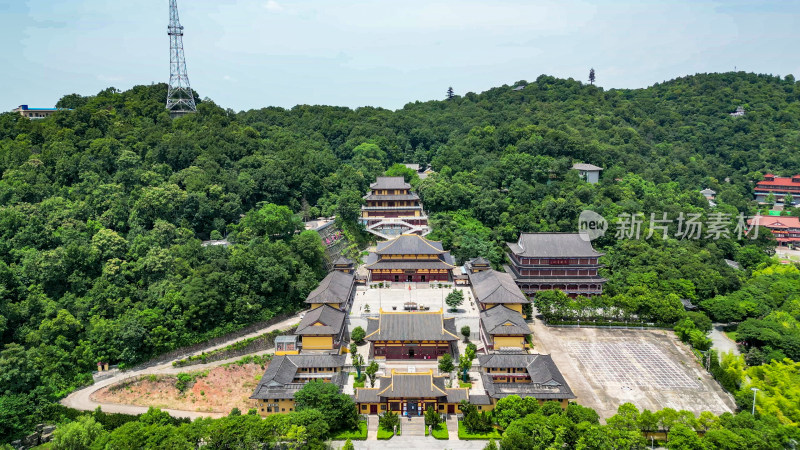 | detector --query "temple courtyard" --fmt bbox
[349,284,482,343]
[530,321,737,420]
